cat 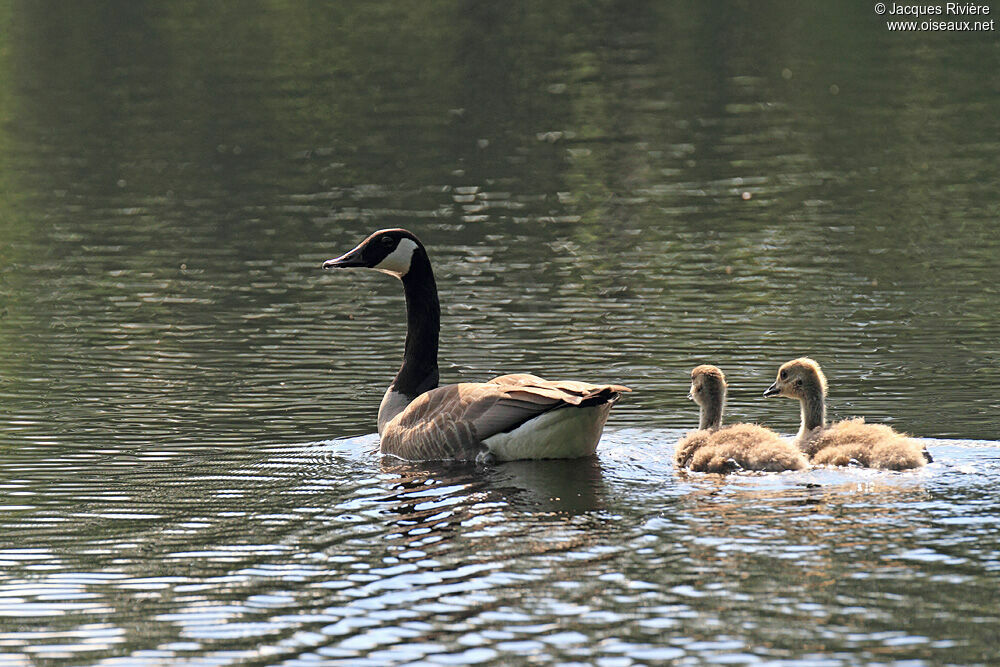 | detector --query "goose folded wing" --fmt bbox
[488,374,631,404]
[380,378,628,461]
